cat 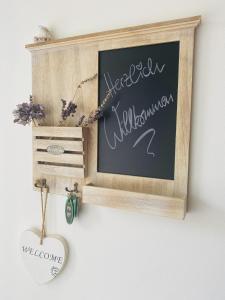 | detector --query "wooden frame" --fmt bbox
[26,16,201,218]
